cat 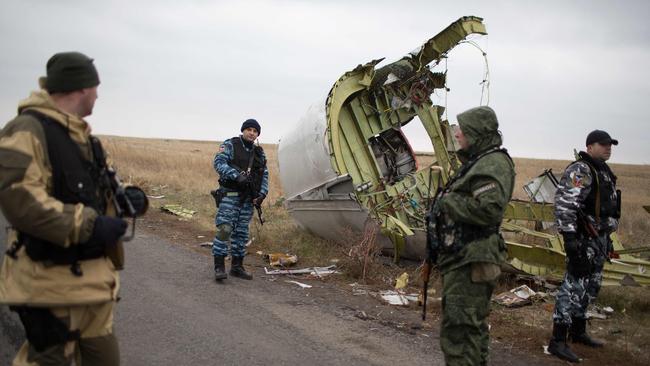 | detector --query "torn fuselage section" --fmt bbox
[278,16,488,259]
